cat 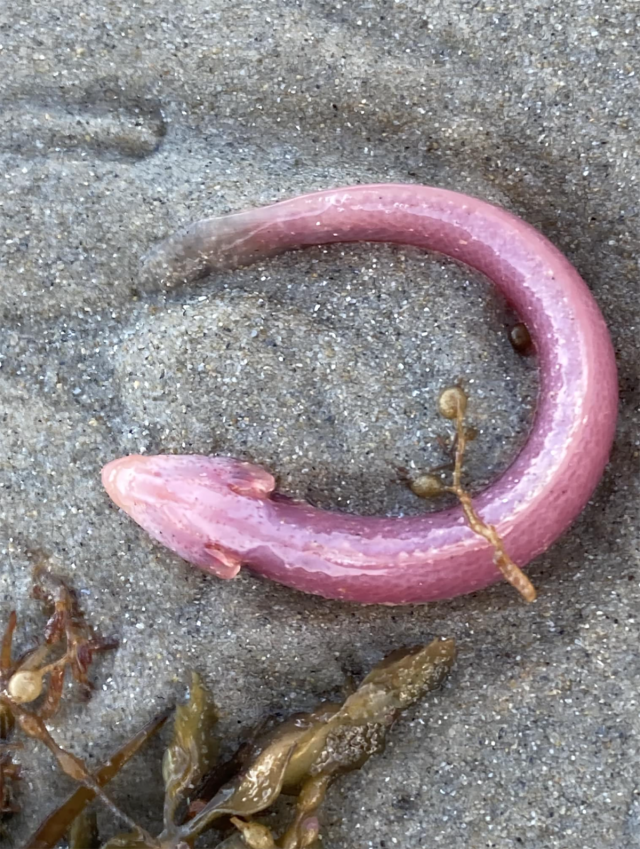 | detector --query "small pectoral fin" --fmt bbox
[226,461,276,499]
[203,542,243,579]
